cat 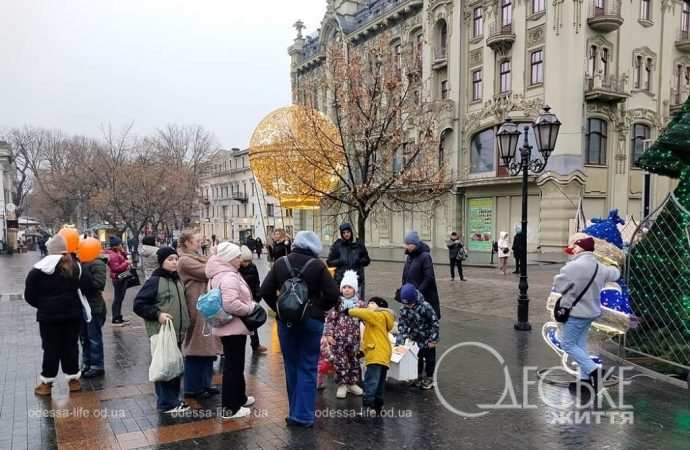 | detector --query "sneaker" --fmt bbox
[420,378,434,390]
[34,382,52,396]
[243,396,255,407]
[220,406,251,419]
[408,378,422,388]
[285,417,313,428]
[336,384,348,399]
[111,318,129,327]
[82,368,105,379]
[68,379,81,392]
[163,402,191,414]
[347,384,364,396]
